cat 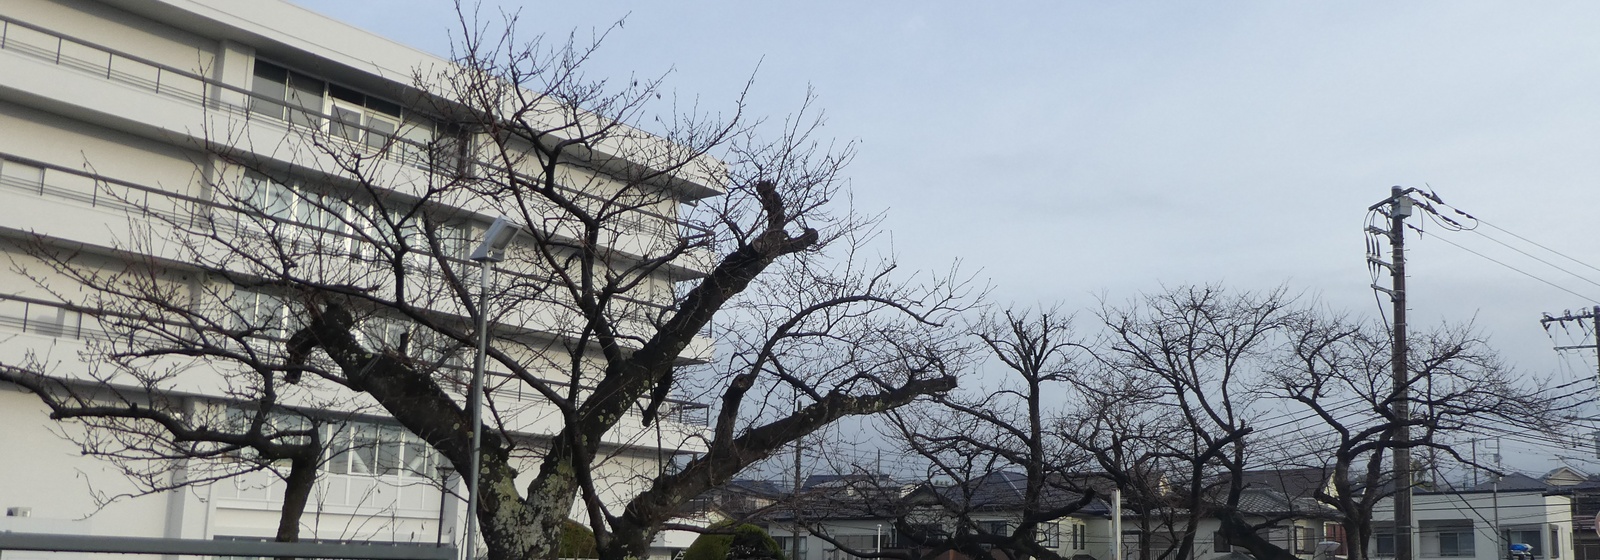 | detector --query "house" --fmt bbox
[1532,466,1600,560]
[0,0,714,557]
[1196,468,1344,560]
[765,471,1117,560]
[1369,481,1575,560]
